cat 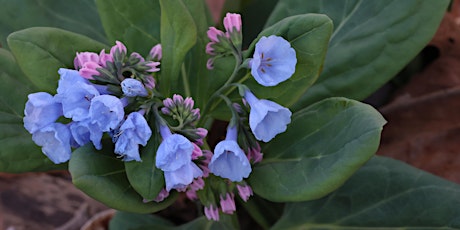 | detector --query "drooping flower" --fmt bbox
[209,126,251,182]
[220,193,236,214]
[89,95,124,132]
[55,68,100,121]
[156,125,203,191]
[244,90,291,142]
[236,184,253,202]
[69,120,103,150]
[23,92,62,134]
[249,35,297,86]
[32,123,72,164]
[121,78,148,97]
[114,112,152,161]
[204,205,220,221]
[163,160,203,191]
